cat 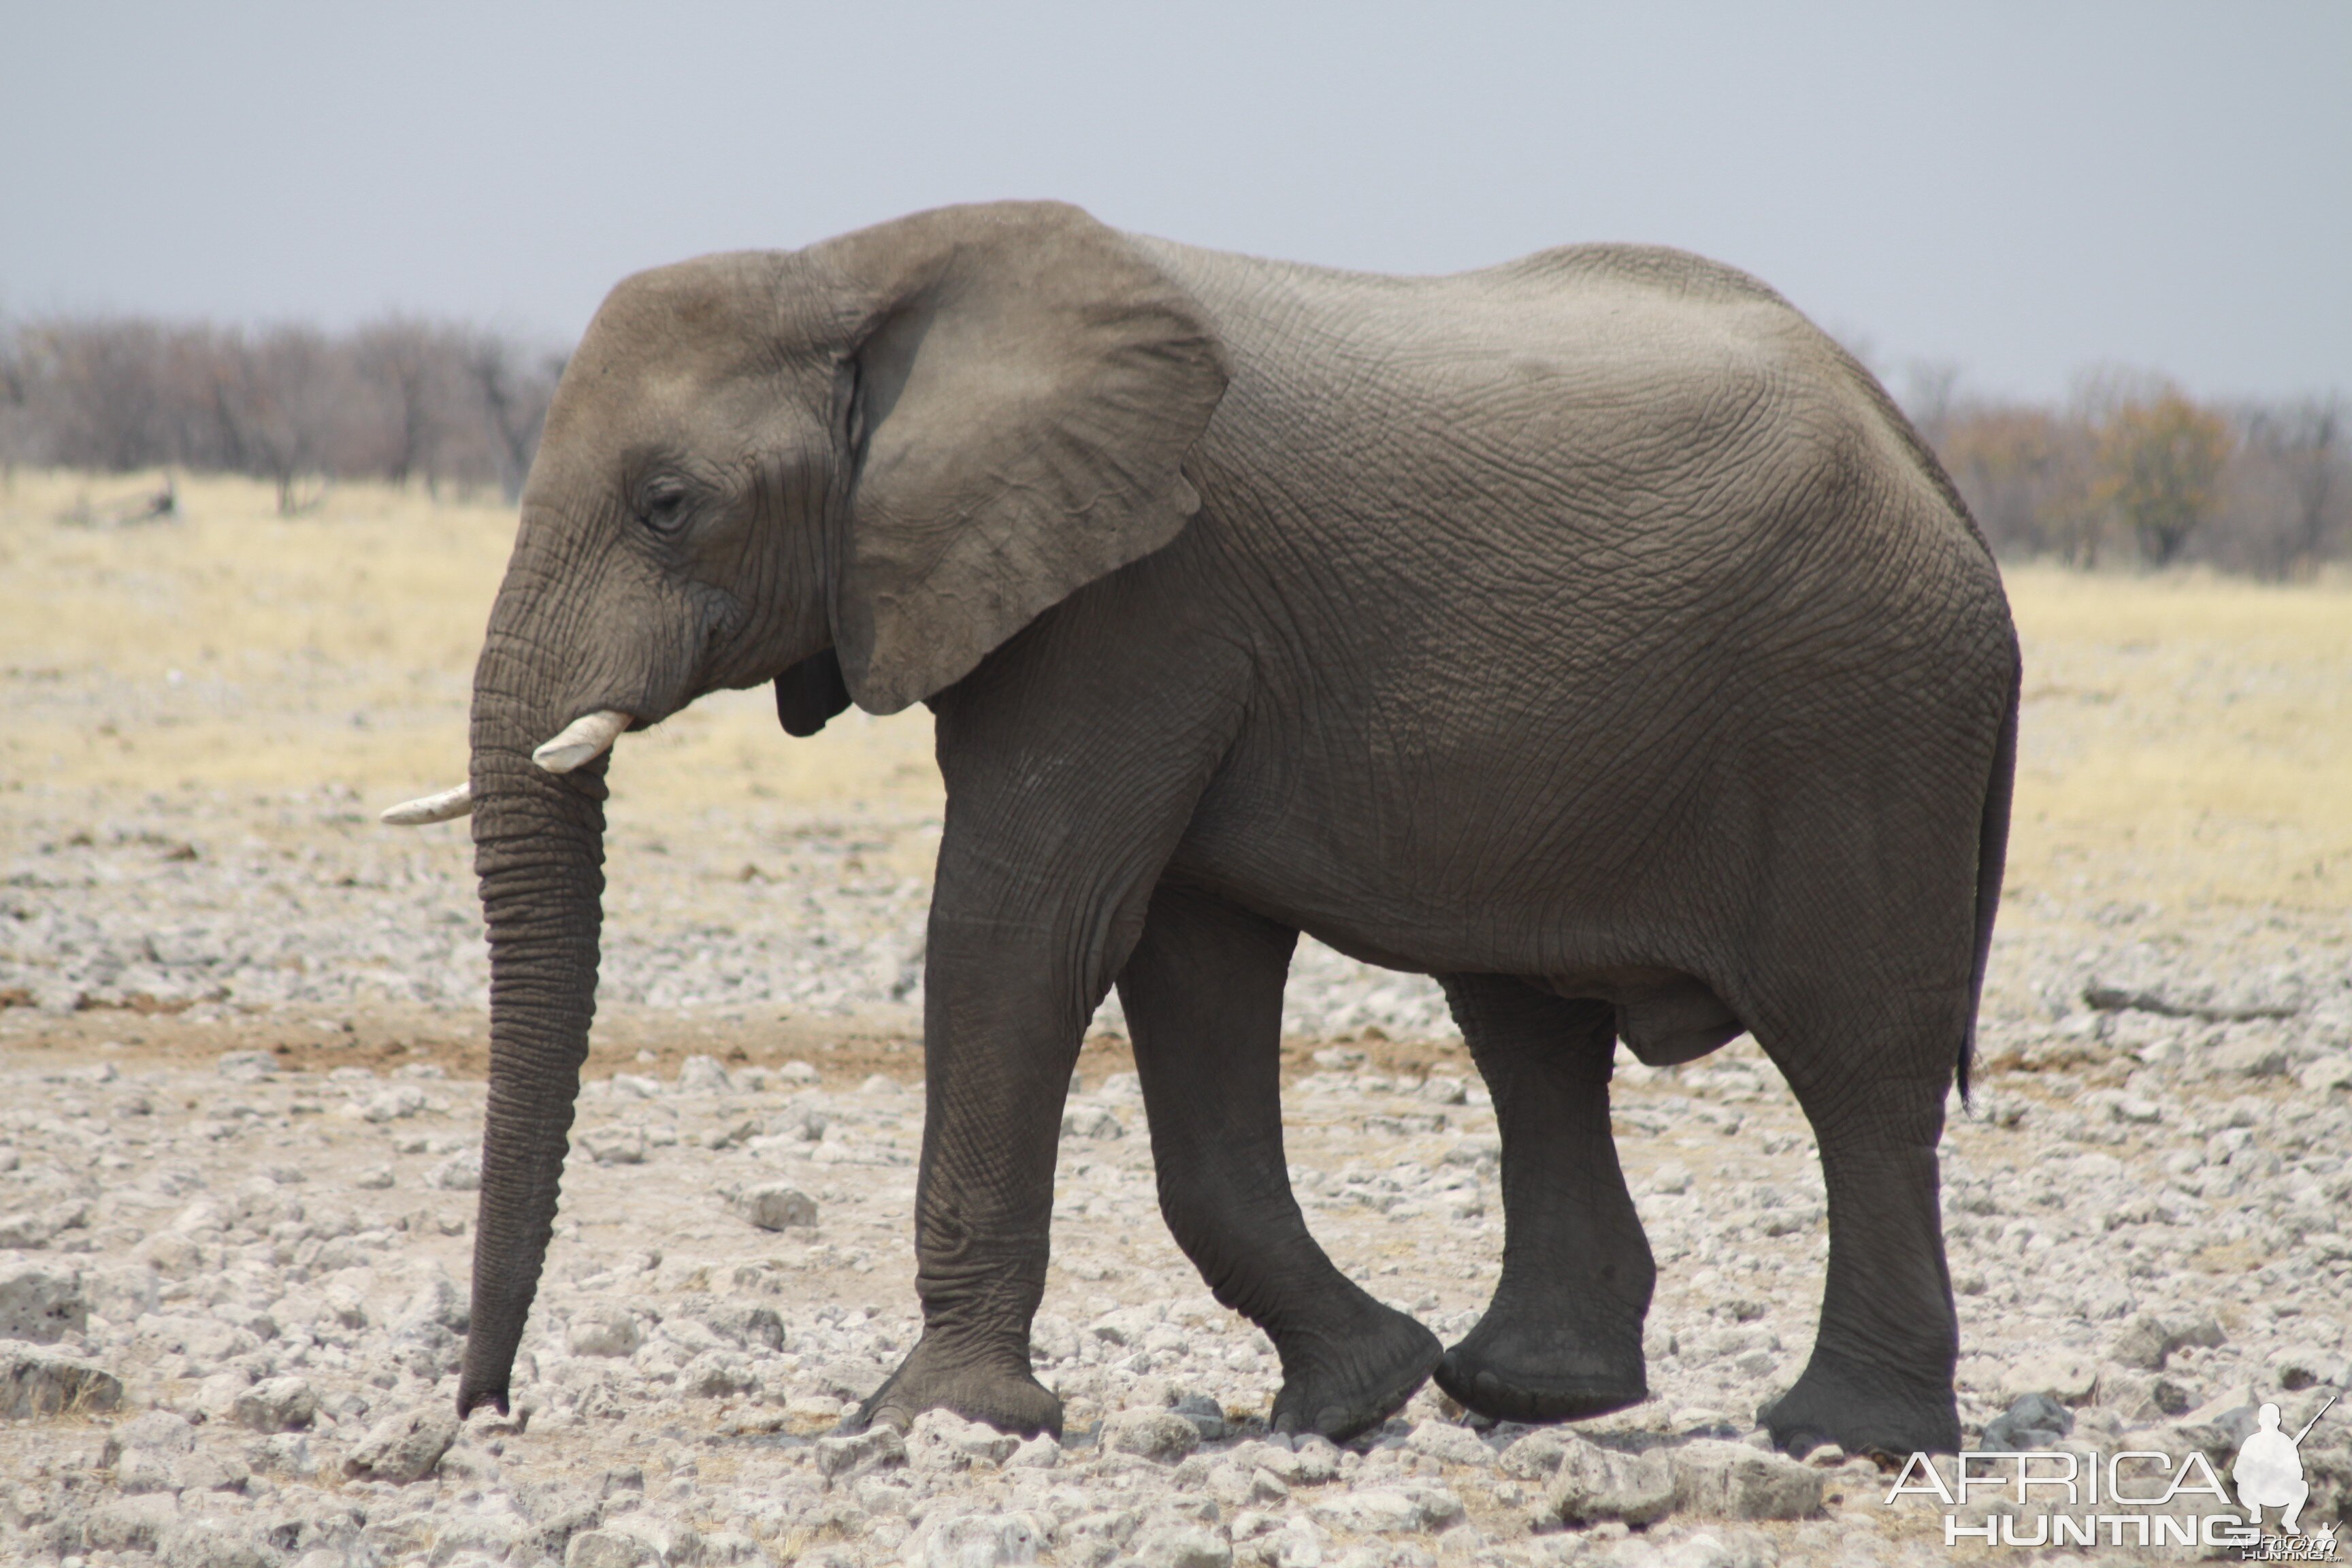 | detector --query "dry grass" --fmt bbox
[2004,563,2352,913]
[0,468,941,823]
[5,470,2347,913]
